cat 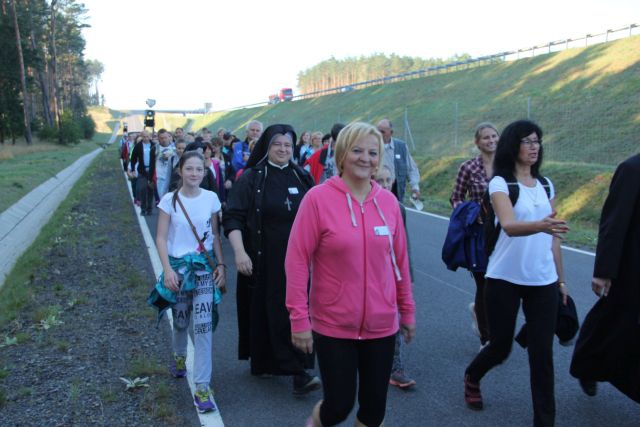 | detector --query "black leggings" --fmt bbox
[466,279,558,427]
[314,332,395,426]
[472,271,489,344]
